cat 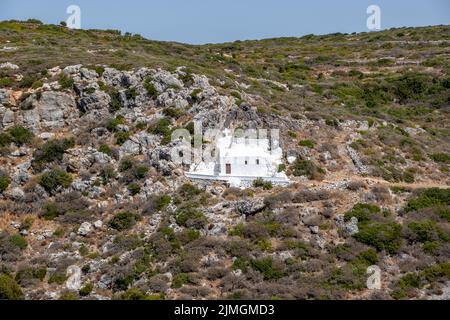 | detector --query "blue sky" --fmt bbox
[0,0,449,44]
